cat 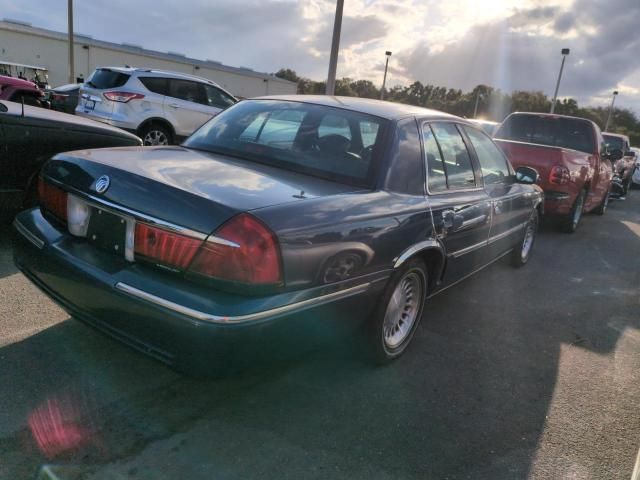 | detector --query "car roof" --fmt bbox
[602,132,629,141]
[252,95,463,121]
[96,66,223,87]
[468,118,499,126]
[0,75,38,89]
[507,111,598,126]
